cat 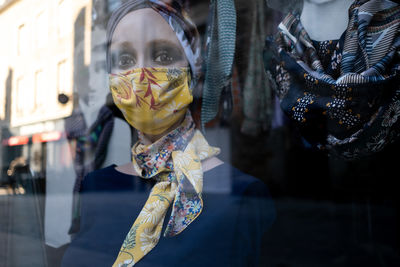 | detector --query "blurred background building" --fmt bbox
[0,0,214,185]
[0,0,93,180]
[0,1,94,265]
[0,1,216,266]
